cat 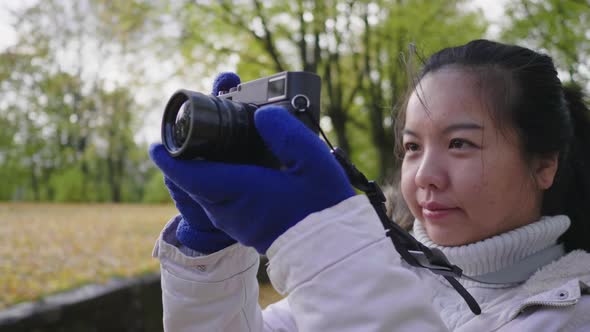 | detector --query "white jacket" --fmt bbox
[152,195,590,331]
